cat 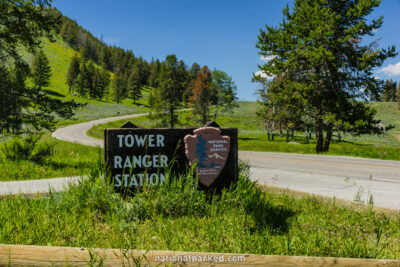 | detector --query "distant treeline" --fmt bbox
[57,9,237,127]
